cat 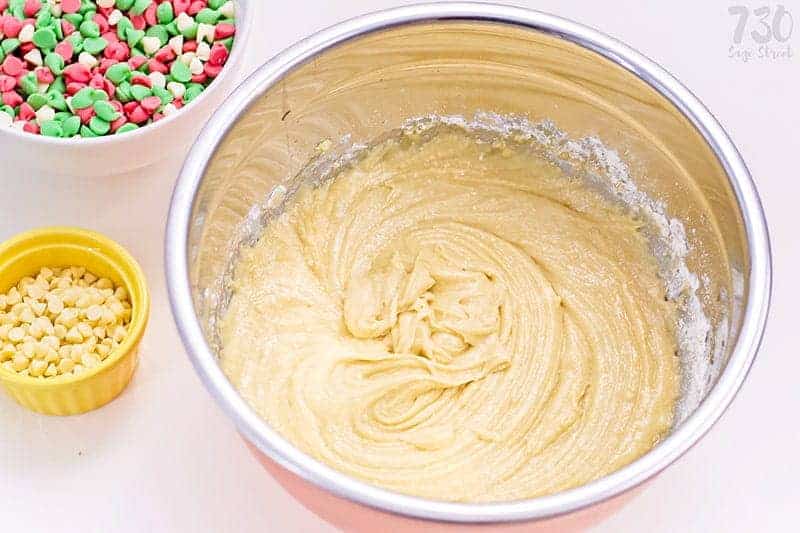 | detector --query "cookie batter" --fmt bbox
[220,126,679,502]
